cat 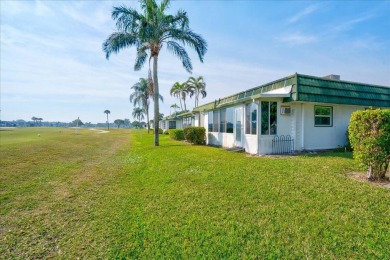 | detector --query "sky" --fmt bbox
[1,0,389,123]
